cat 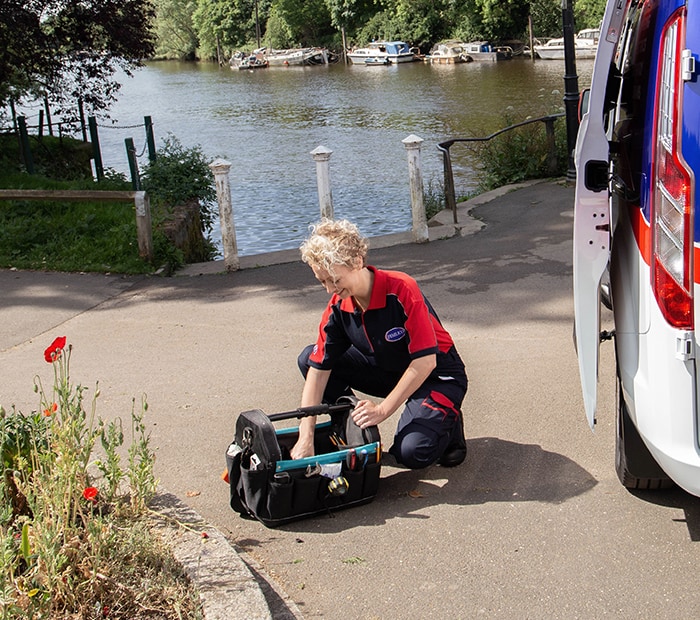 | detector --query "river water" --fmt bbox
[98,58,594,257]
